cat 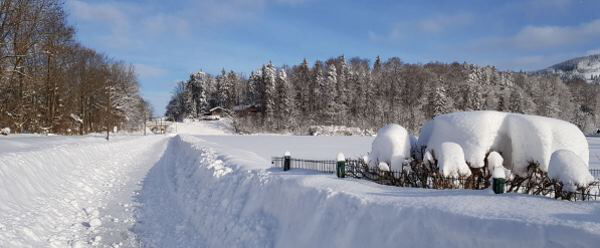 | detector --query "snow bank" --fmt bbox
[437,142,472,178]
[418,111,589,176]
[368,124,412,171]
[549,150,595,192]
[135,134,600,248]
